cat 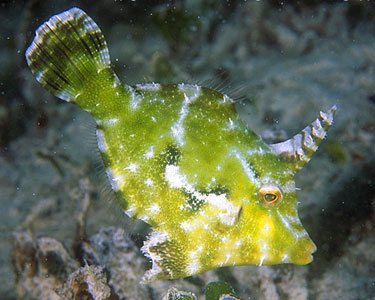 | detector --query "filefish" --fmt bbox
[26,7,336,282]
